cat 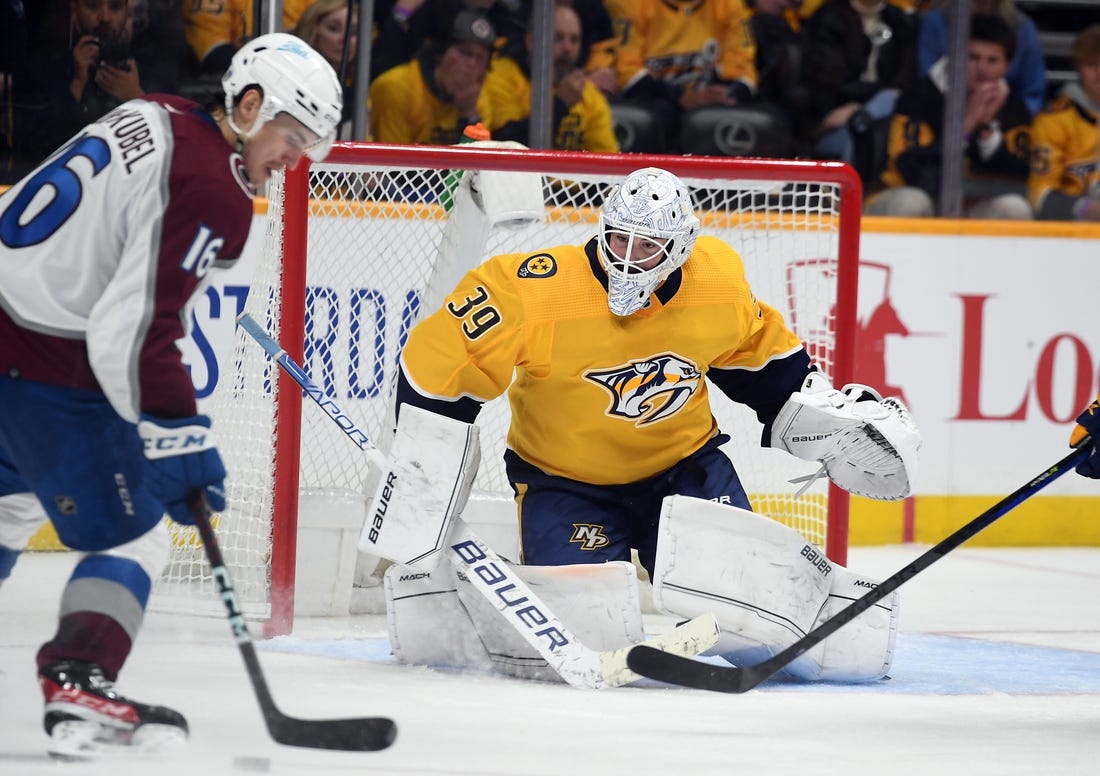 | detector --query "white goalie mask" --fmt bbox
[221,33,343,162]
[597,167,700,316]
